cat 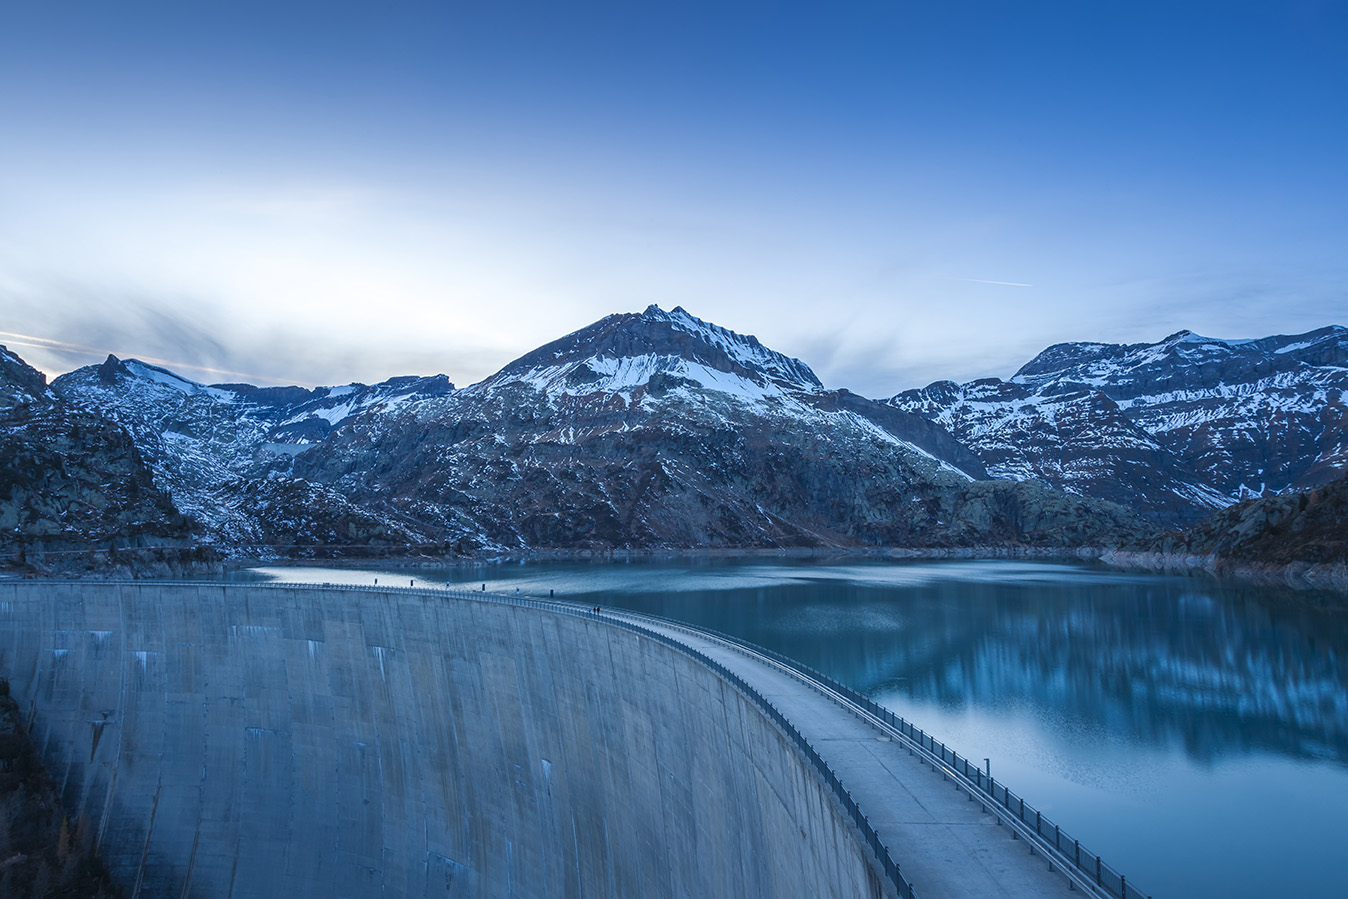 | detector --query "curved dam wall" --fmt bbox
[0,582,889,899]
